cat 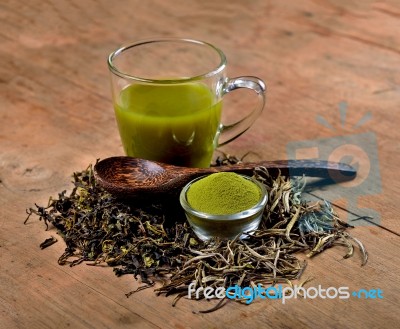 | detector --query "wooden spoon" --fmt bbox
[93,156,356,198]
